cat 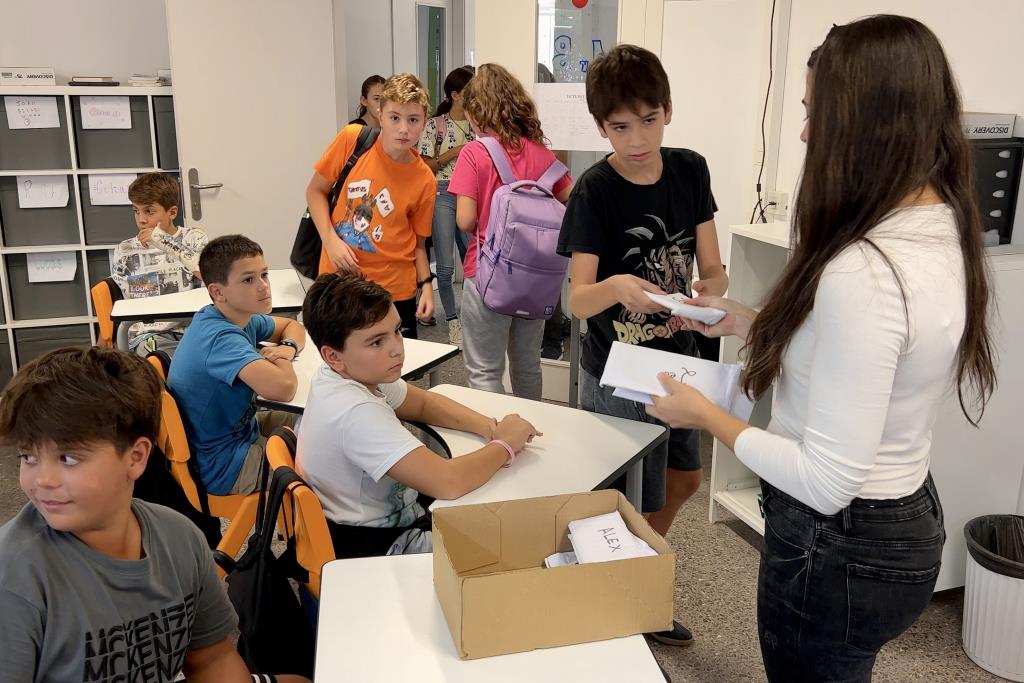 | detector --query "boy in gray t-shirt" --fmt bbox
[0,347,309,683]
